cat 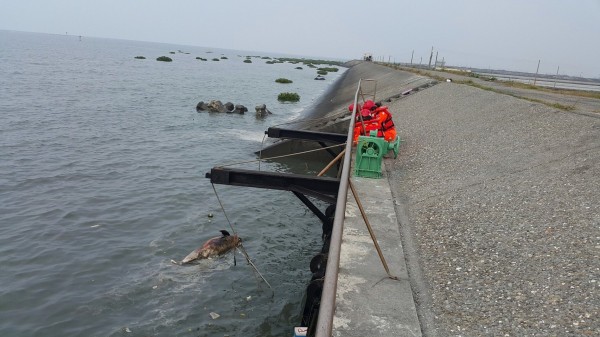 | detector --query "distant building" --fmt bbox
[363,53,373,62]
